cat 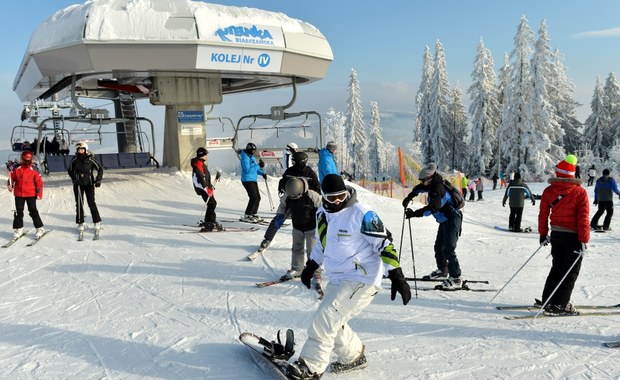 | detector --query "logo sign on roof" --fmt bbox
[209,24,285,48]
